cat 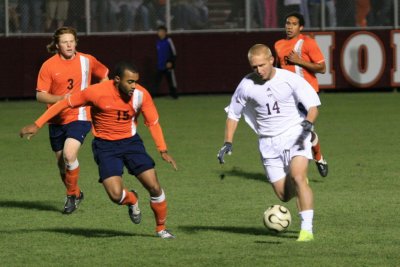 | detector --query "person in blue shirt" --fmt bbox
[153,25,178,99]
